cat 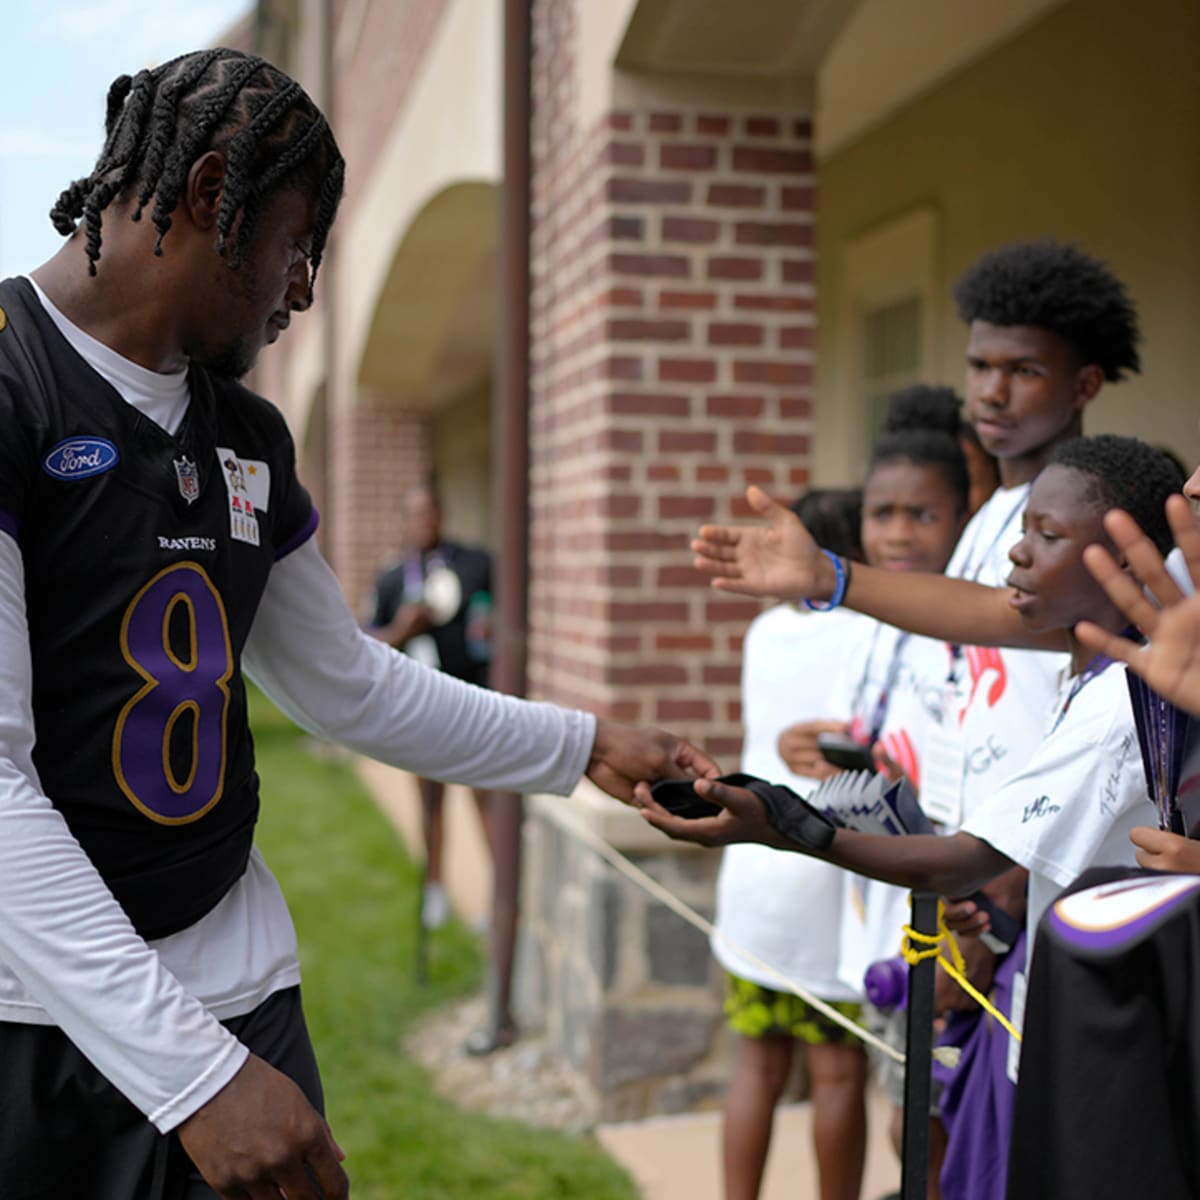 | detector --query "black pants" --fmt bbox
[0,985,323,1200]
